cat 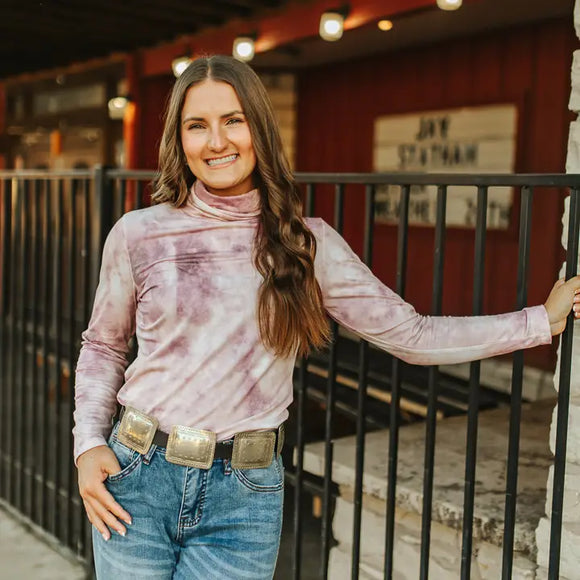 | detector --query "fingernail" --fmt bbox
[102,532,110,542]
[119,529,126,537]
